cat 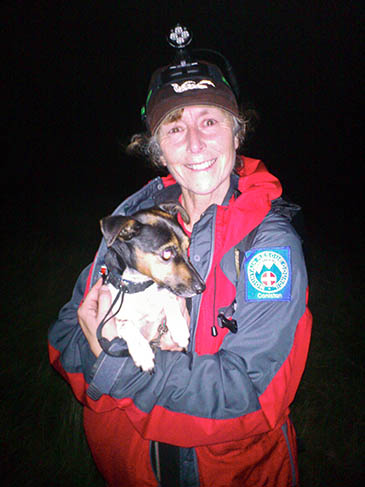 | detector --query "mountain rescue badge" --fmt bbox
[244,247,292,301]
